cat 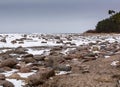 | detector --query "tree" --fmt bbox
[108,10,115,15]
[95,12,120,33]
